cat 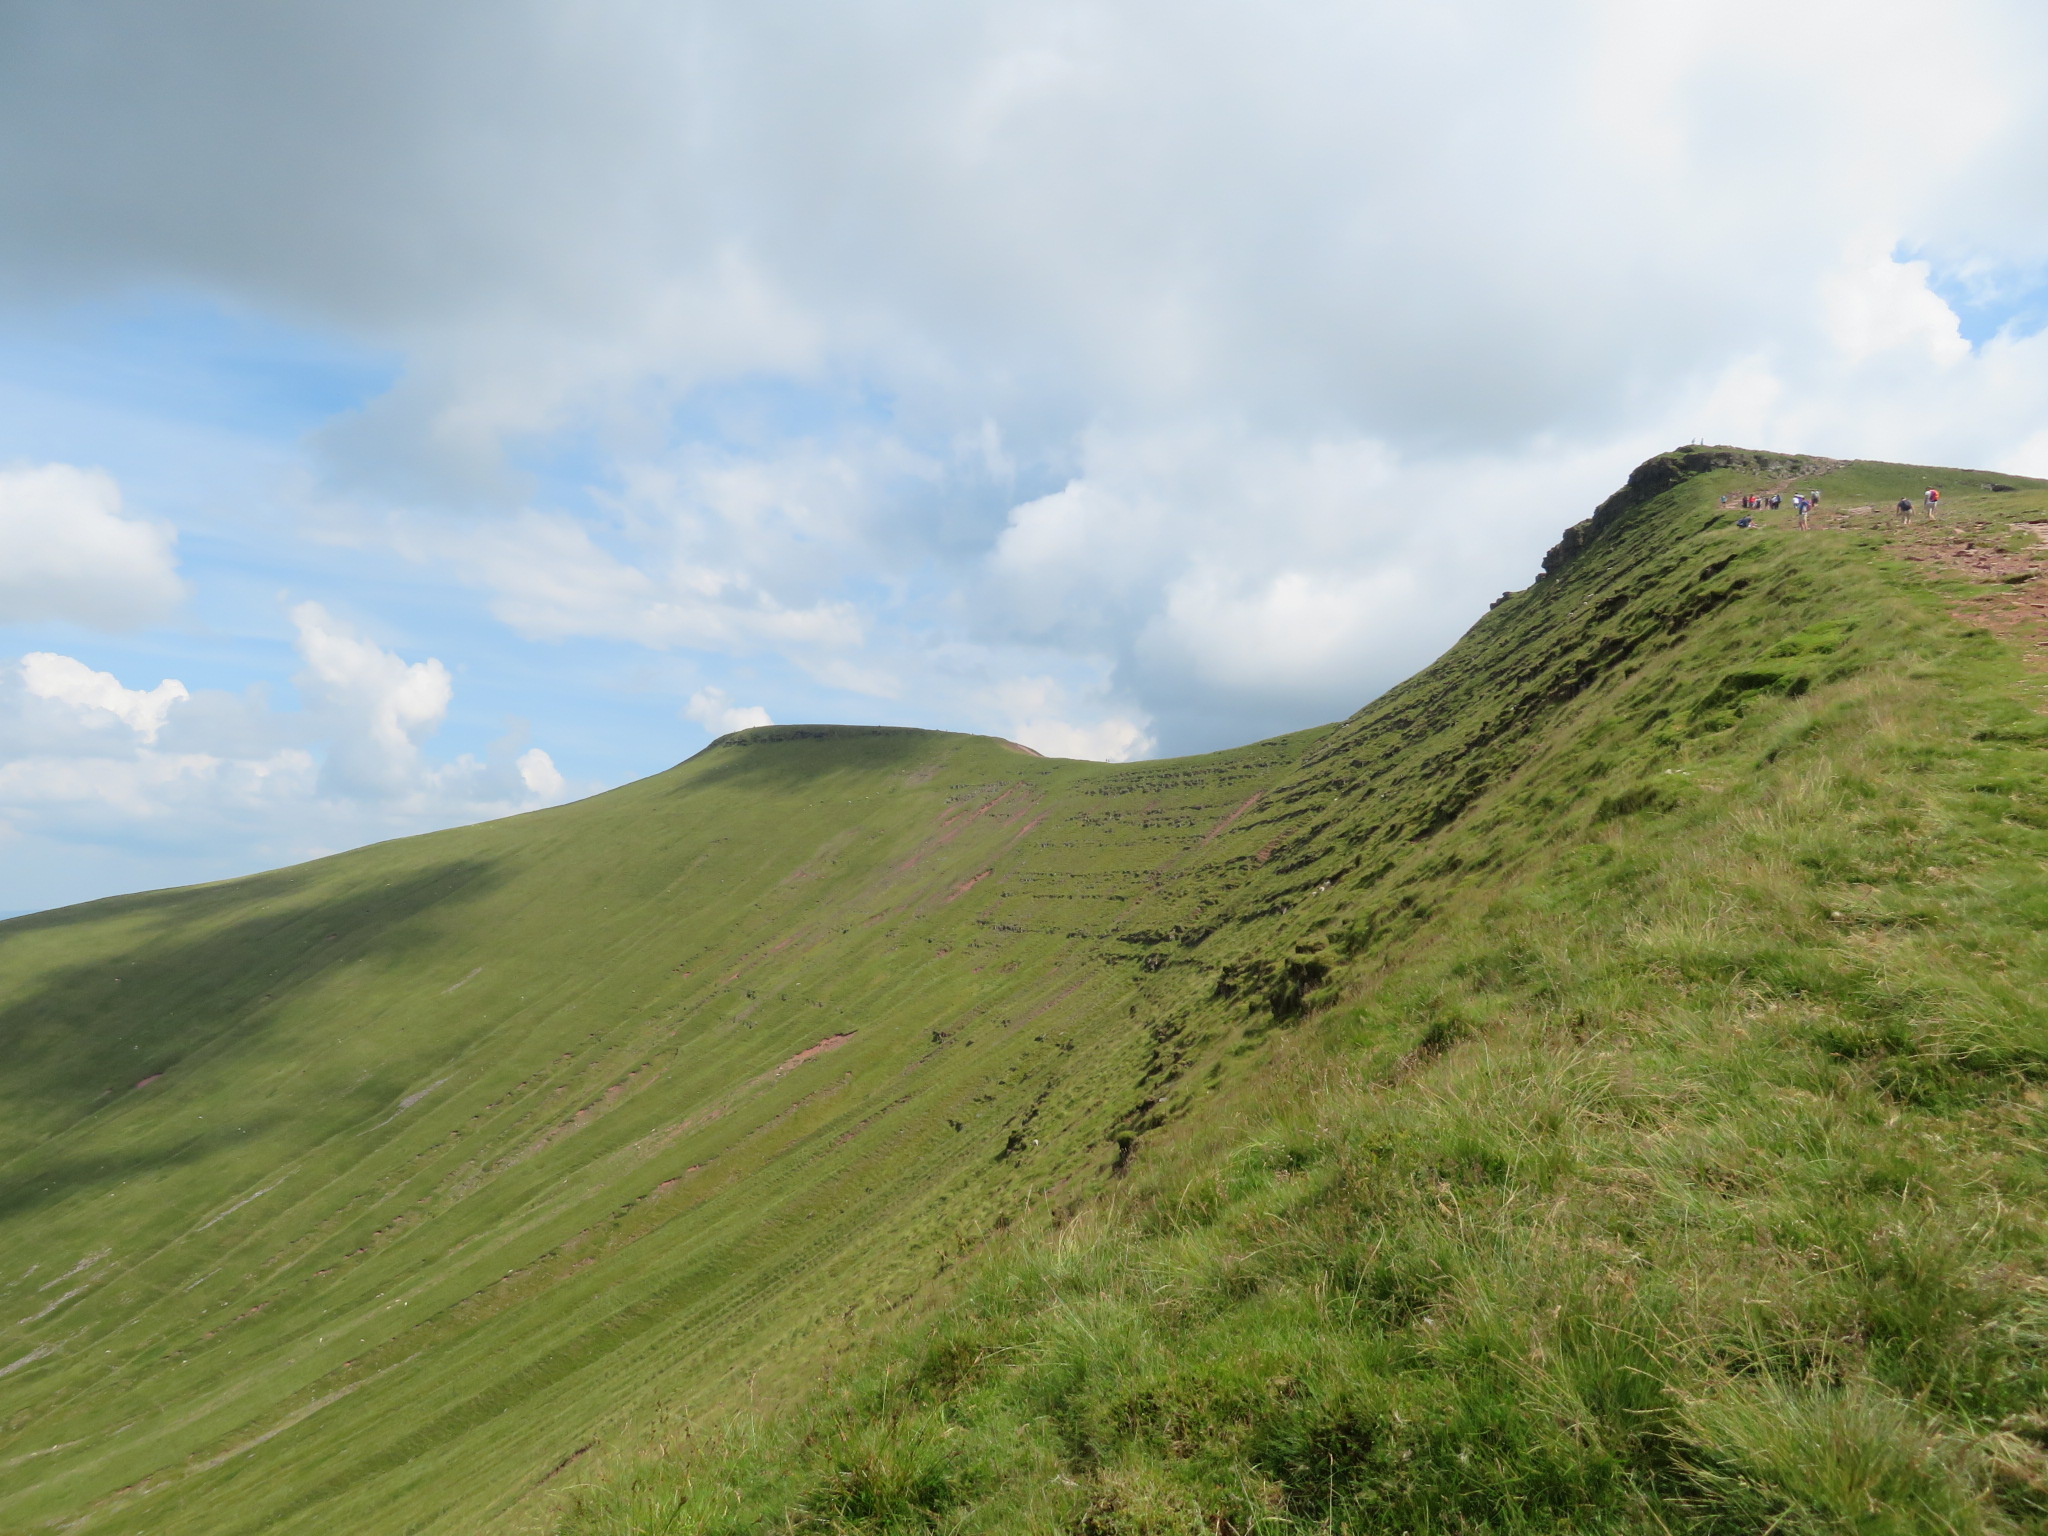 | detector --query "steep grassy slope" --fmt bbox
[0,723,1343,1533]
[7,447,2048,1535]
[555,452,2048,1534]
